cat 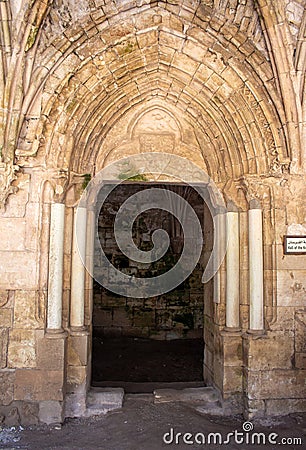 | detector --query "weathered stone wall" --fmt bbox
[93,183,208,340]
